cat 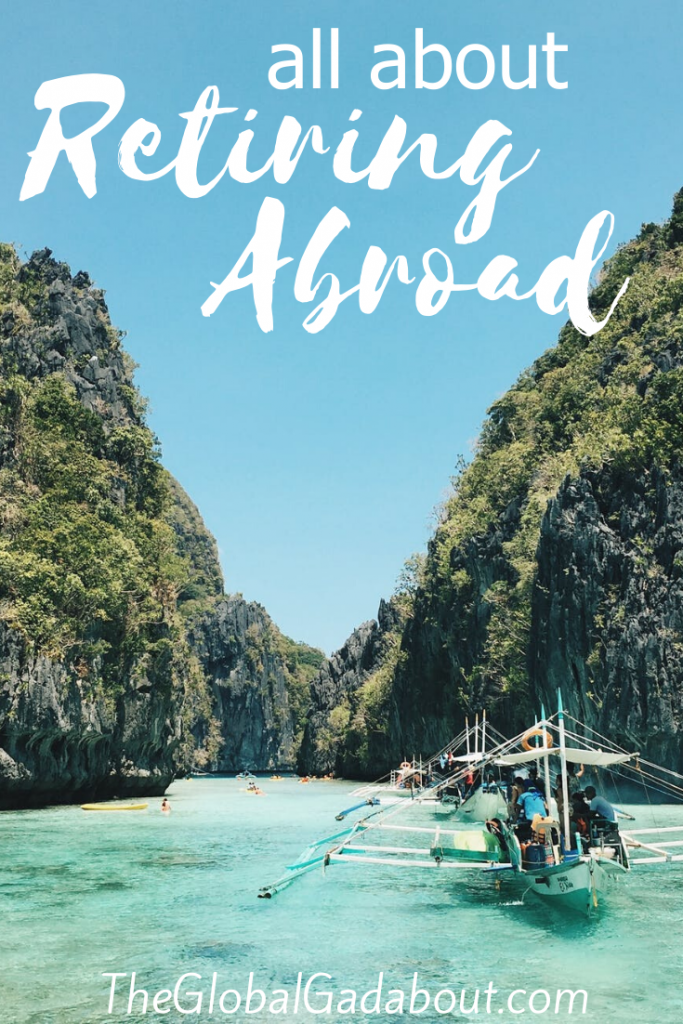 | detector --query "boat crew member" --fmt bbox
[568,762,585,793]
[515,782,547,822]
[570,790,590,827]
[526,767,548,798]
[509,776,525,818]
[584,785,617,822]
